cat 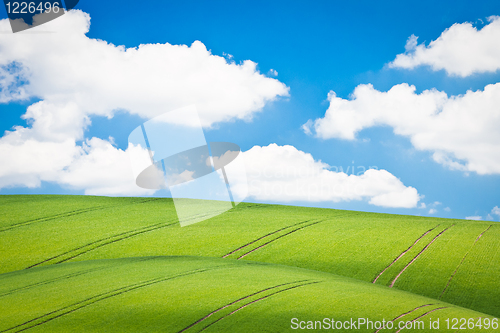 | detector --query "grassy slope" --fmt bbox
[0,195,499,323]
[0,256,495,333]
